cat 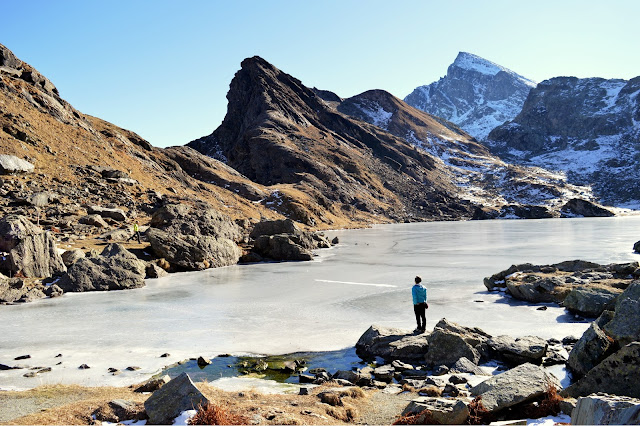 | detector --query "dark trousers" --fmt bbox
[414,303,426,330]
